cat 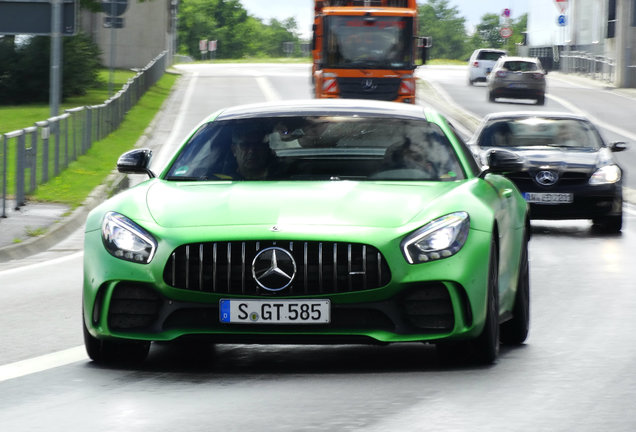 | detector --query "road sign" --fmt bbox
[557,15,567,26]
[0,0,78,36]
[554,0,568,13]
[101,0,128,17]
[502,8,511,18]
[104,16,124,28]
[500,27,513,39]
